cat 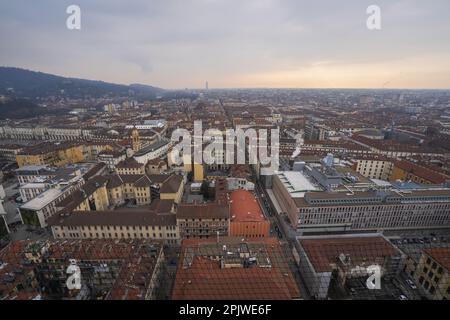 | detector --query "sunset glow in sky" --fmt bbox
[1,0,449,89]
